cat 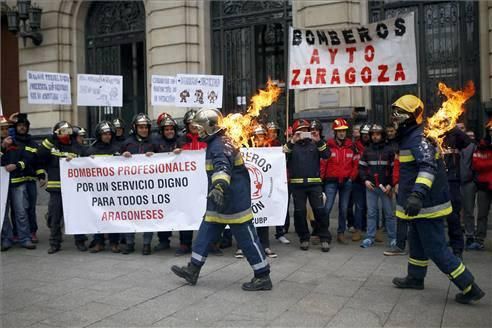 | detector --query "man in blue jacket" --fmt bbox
[390,94,484,304]
[171,108,271,291]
